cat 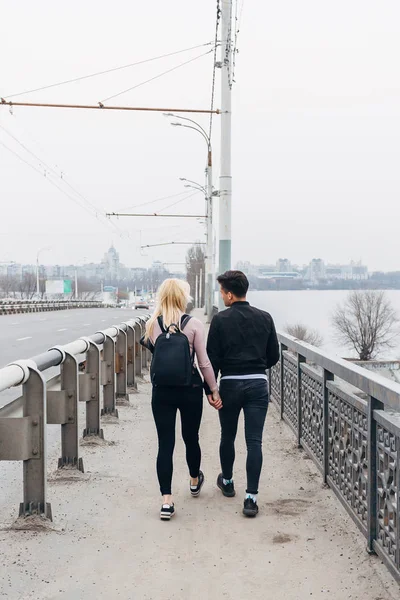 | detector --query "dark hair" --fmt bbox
[217,270,249,297]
